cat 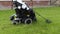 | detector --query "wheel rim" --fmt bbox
[25,18,32,24]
